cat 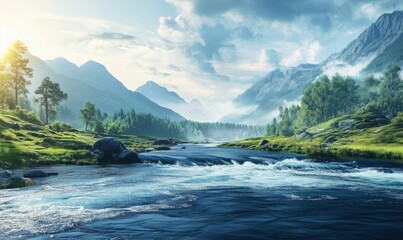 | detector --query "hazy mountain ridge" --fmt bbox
[136,81,186,105]
[27,56,186,125]
[229,10,403,124]
[135,80,211,122]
